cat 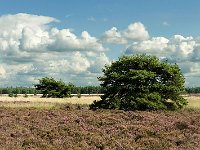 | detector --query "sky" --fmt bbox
[0,0,200,87]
